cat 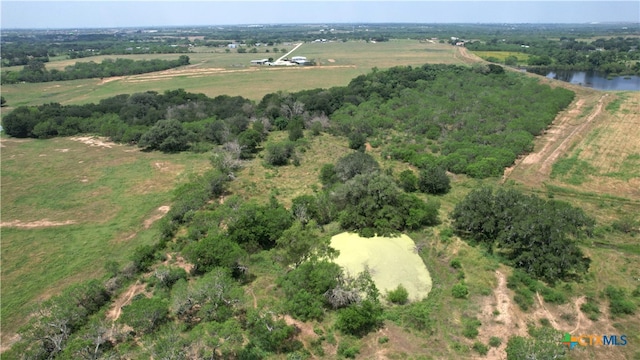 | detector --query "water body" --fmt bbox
[331,232,432,301]
[544,70,640,91]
